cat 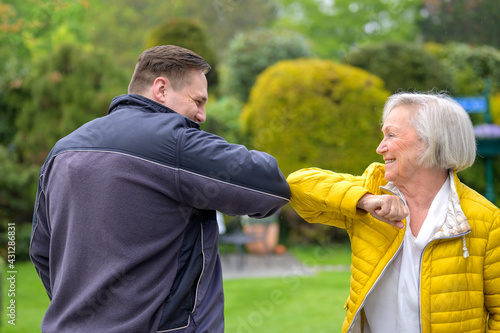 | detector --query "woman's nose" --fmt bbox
[376,139,386,155]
